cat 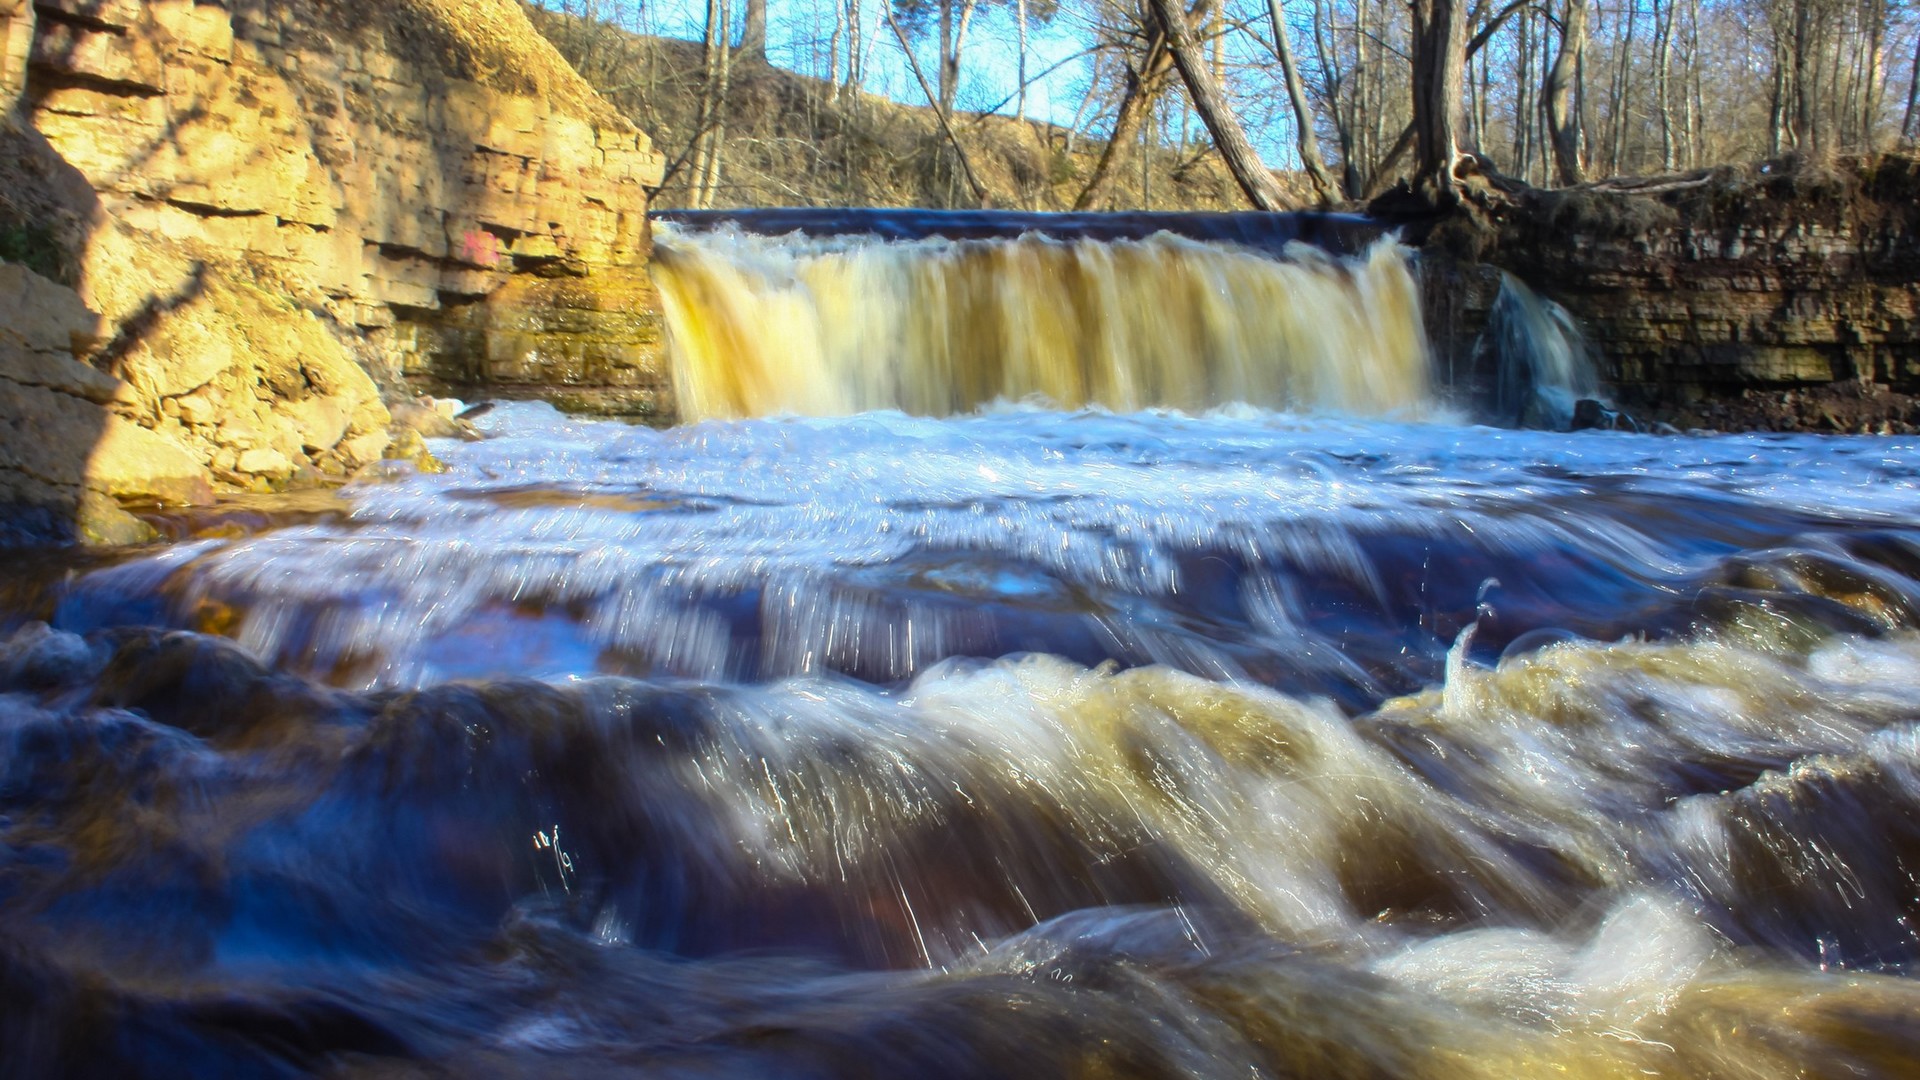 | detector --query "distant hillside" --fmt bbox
[526,12,1299,212]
